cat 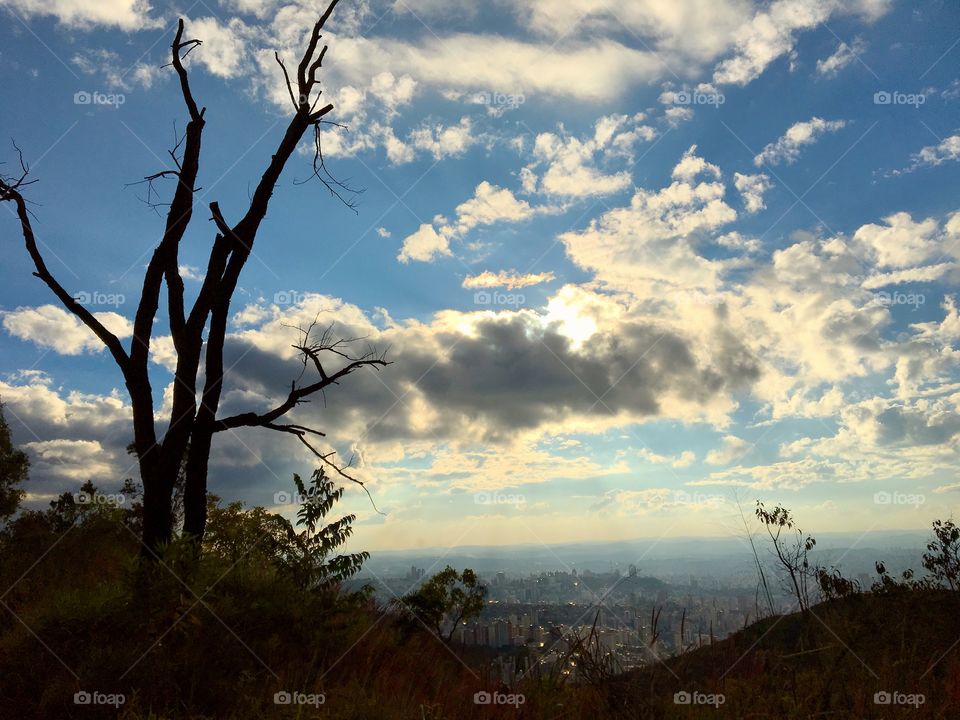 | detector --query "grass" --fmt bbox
[2,513,959,718]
